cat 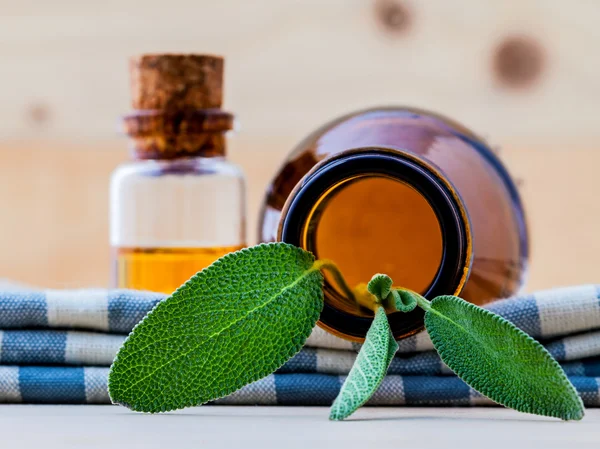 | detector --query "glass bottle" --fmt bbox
[111,54,246,294]
[259,107,527,342]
